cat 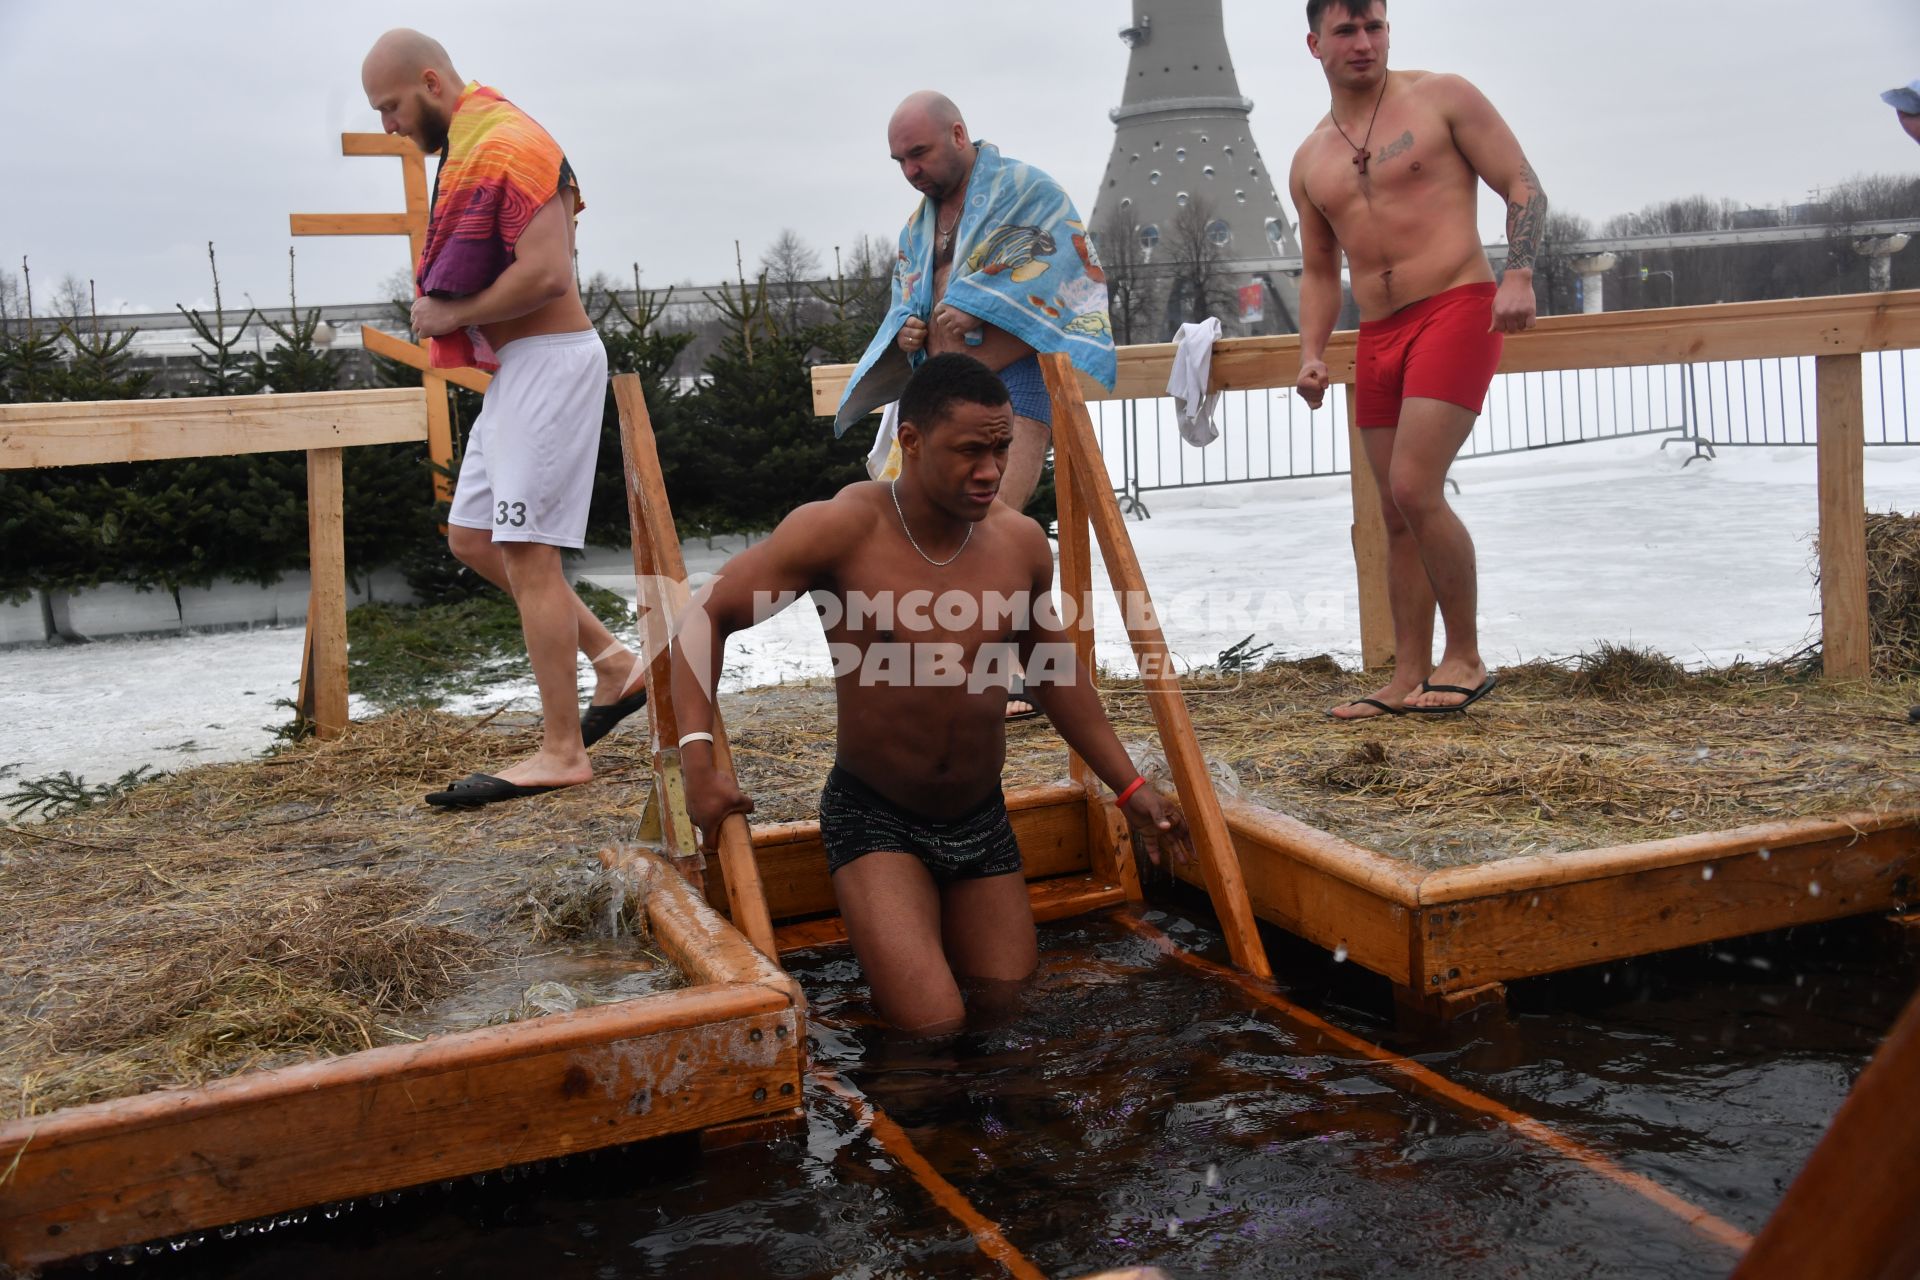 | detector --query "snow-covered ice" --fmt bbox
[4,436,1919,787]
